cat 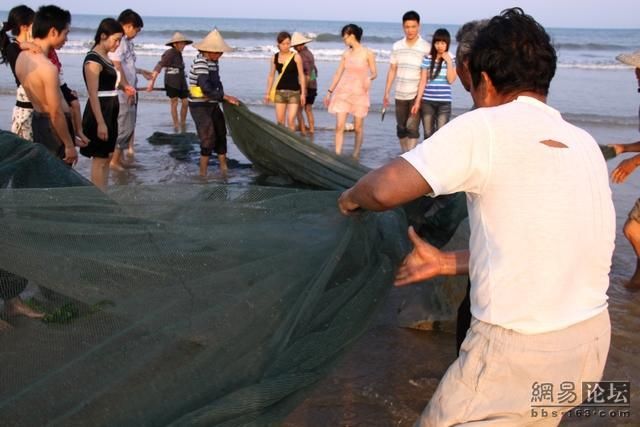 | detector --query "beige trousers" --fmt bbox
[416,309,611,426]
